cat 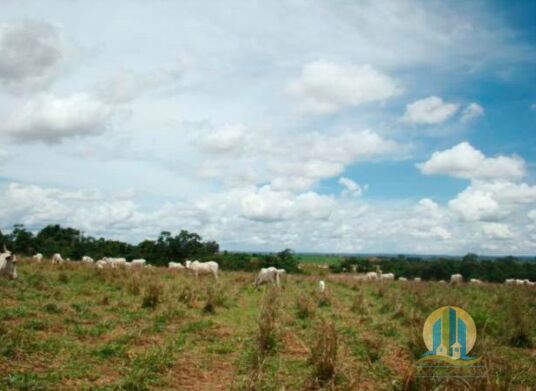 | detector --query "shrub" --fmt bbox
[142,282,163,309]
[257,287,279,357]
[310,319,338,386]
[296,295,315,320]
